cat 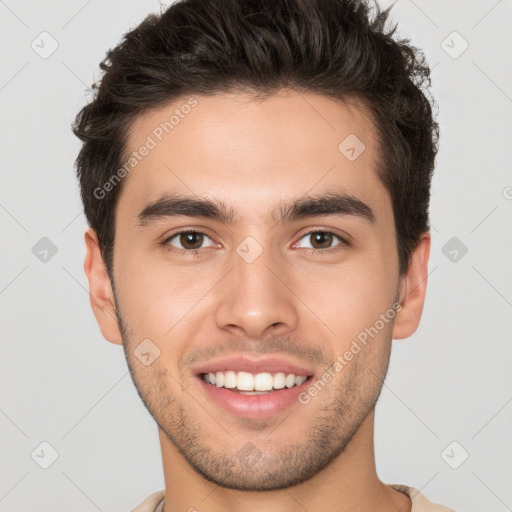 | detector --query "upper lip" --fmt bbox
[192,354,315,377]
